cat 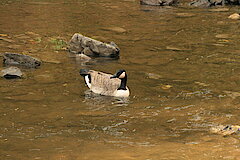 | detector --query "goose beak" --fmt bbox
[110,74,117,79]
